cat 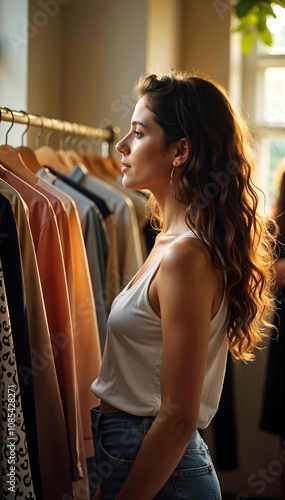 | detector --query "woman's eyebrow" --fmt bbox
[131,120,148,129]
